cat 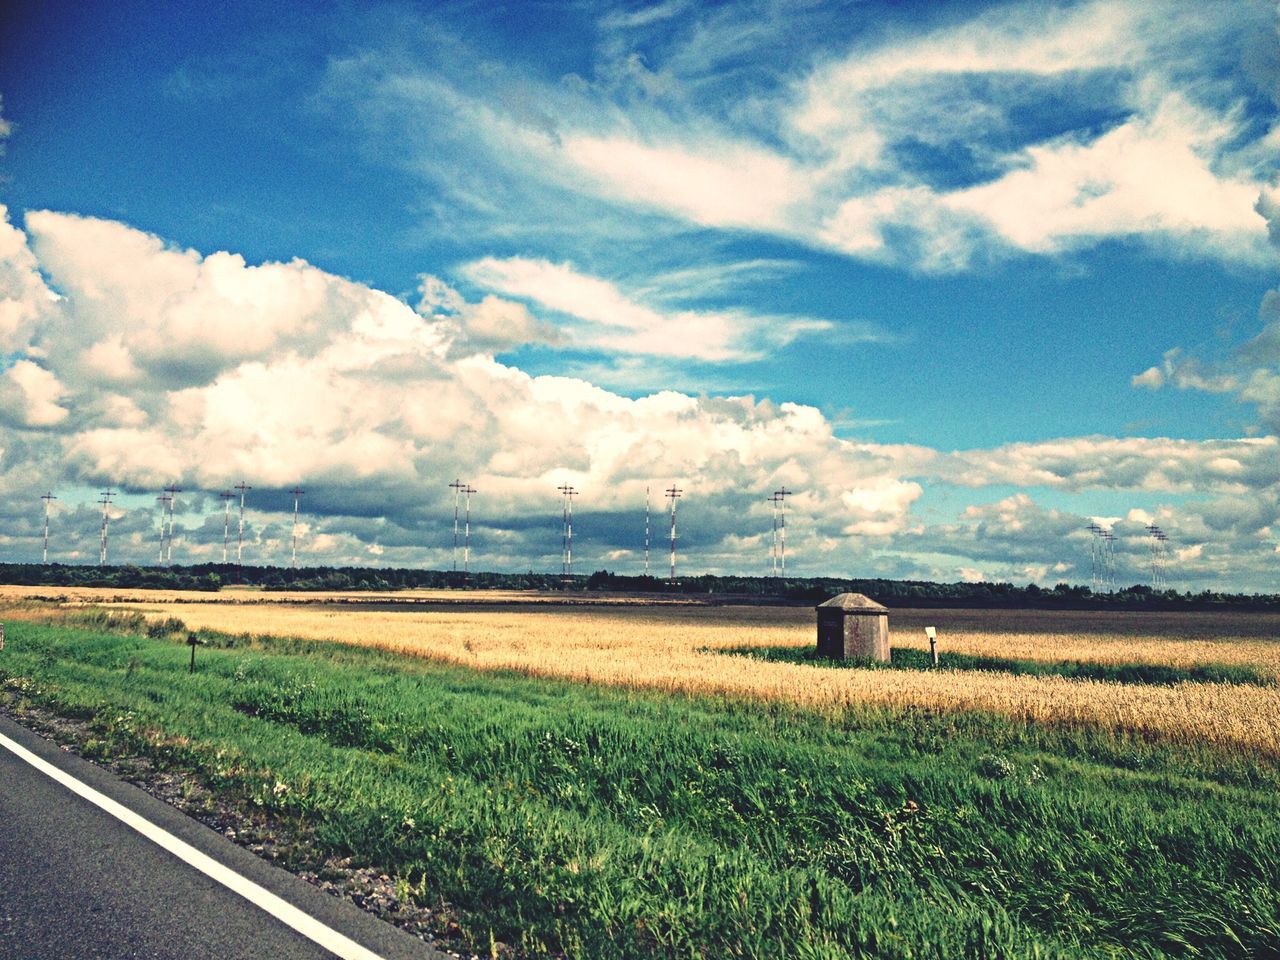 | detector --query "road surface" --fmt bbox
[0,713,444,960]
